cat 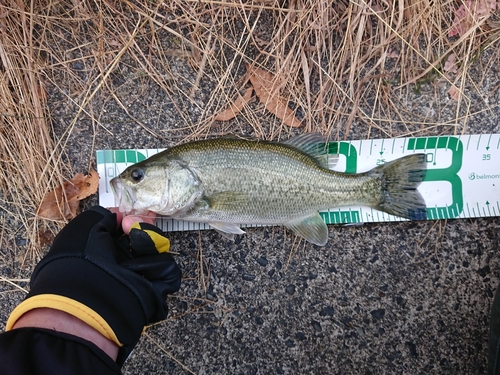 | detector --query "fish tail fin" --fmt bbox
[368,154,427,220]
